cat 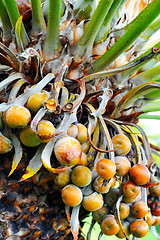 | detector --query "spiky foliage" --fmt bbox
[0,0,160,239]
